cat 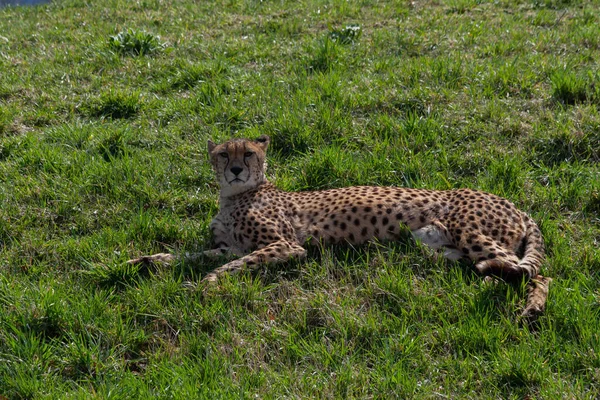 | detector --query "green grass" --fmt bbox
[1,0,599,398]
